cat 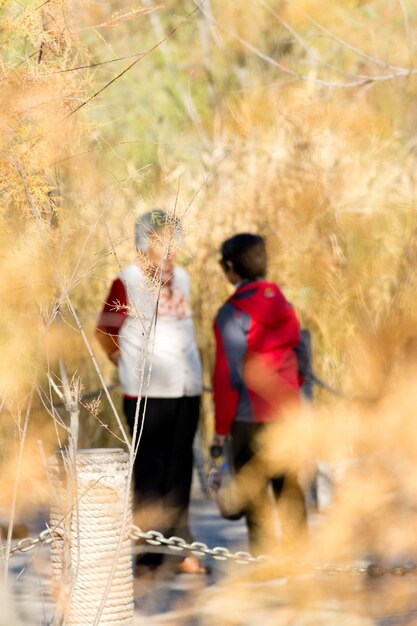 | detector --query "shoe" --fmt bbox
[176,556,211,575]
